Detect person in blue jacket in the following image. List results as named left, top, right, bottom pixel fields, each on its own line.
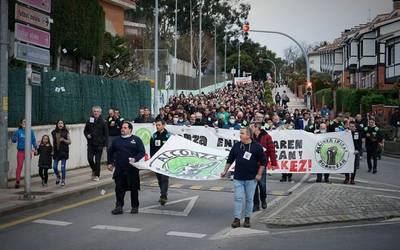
left=11, top=119, right=37, bottom=188
left=223, top=115, right=241, bottom=130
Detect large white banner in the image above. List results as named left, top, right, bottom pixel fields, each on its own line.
left=131, top=124, right=355, bottom=175
left=136, top=135, right=228, bottom=180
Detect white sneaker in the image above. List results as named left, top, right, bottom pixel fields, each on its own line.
left=93, top=176, right=100, bottom=181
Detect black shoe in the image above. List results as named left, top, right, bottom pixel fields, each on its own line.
left=111, top=206, right=123, bottom=215
left=344, top=178, right=349, bottom=184
left=231, top=218, right=240, bottom=228
left=159, top=196, right=167, bottom=206
left=288, top=177, right=292, bottom=182
left=373, top=169, right=377, bottom=174
left=243, top=217, right=250, bottom=228
left=350, top=180, right=355, bottom=185
left=261, top=201, right=267, bottom=209
left=41, top=180, right=45, bottom=187
left=15, top=182, right=20, bottom=189
left=253, top=206, right=260, bottom=212
left=280, top=178, right=287, bottom=182
left=324, top=178, right=329, bottom=183
left=56, top=177, right=60, bottom=185
left=316, top=179, right=322, bottom=183
left=130, top=207, right=138, bottom=214
left=368, top=169, right=372, bottom=173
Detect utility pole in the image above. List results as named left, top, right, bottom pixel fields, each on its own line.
left=214, top=25, right=217, bottom=90
left=154, top=0, right=159, bottom=114
left=198, top=0, right=203, bottom=93
left=224, top=35, right=227, bottom=82
left=173, top=0, right=178, bottom=96
left=238, top=40, right=241, bottom=77
left=190, top=0, right=193, bottom=79
left=0, top=0, right=9, bottom=187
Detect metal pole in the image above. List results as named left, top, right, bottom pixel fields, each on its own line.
left=0, top=0, right=9, bottom=187
left=173, top=0, right=178, bottom=96
left=250, top=29, right=310, bottom=84
left=198, top=1, right=203, bottom=93
left=24, top=63, right=33, bottom=199
left=154, top=0, right=159, bottom=115
left=238, top=41, right=241, bottom=77
left=214, top=25, right=217, bottom=90
left=224, top=35, right=227, bottom=82
left=190, top=0, right=193, bottom=79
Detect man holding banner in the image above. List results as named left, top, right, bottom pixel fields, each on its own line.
left=221, top=127, right=267, bottom=228
left=150, top=119, right=171, bottom=206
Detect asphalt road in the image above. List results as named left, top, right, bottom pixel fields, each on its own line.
left=0, top=156, right=399, bottom=250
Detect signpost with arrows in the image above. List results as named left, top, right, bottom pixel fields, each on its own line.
left=14, top=0, right=52, bottom=199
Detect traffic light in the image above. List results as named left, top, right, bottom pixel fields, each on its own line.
left=243, top=22, right=249, bottom=41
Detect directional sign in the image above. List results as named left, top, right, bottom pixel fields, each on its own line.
left=15, top=23, right=50, bottom=48
left=14, top=42, right=50, bottom=65
left=17, top=0, right=51, bottom=13
left=15, top=4, right=51, bottom=30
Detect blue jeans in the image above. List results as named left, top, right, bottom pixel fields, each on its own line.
left=234, top=179, right=257, bottom=219
left=53, top=159, right=67, bottom=180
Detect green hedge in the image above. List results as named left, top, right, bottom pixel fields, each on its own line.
left=315, top=87, right=399, bottom=115
left=264, top=84, right=274, bottom=105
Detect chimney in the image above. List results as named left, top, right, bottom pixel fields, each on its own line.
left=394, top=0, right=400, bottom=10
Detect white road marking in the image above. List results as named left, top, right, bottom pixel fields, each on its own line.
left=324, top=176, right=400, bottom=189
left=166, top=231, right=207, bottom=239
left=139, top=195, right=199, bottom=217
left=91, top=225, right=142, bottom=232
left=32, top=219, right=72, bottom=226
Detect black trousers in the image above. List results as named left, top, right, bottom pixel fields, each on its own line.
left=367, top=150, right=378, bottom=171
left=115, top=175, right=139, bottom=208
left=345, top=153, right=360, bottom=180
left=39, top=167, right=49, bottom=183
left=316, top=173, right=330, bottom=181
left=87, top=145, right=103, bottom=177
left=156, top=173, right=169, bottom=198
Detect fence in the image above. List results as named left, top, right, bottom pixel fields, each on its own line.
left=8, top=69, right=151, bottom=127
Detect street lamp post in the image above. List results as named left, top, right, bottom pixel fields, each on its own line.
left=214, top=25, right=217, bottom=90
left=198, top=0, right=204, bottom=93
left=173, top=0, right=178, bottom=96
left=154, top=0, right=159, bottom=114
left=224, top=35, right=227, bottom=82
left=238, top=40, right=241, bottom=77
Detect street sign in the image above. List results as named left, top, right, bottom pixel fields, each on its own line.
left=15, top=4, right=51, bottom=30
left=15, top=23, right=50, bottom=48
left=231, top=68, right=236, bottom=75
left=17, top=0, right=51, bottom=13
left=31, top=71, right=41, bottom=86
left=14, top=42, right=50, bottom=65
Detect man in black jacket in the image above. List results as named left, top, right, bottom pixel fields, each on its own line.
left=344, top=121, right=362, bottom=184
left=150, top=119, right=171, bottom=205
left=84, top=106, right=109, bottom=181
left=107, top=122, right=145, bottom=215
left=107, top=108, right=124, bottom=148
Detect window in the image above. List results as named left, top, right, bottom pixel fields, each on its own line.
left=388, top=45, right=395, bottom=66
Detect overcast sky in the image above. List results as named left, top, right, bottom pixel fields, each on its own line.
left=246, top=0, right=393, bottom=58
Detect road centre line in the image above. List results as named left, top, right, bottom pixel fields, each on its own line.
left=91, top=225, right=142, bottom=232
left=166, top=231, right=207, bottom=238
left=32, top=219, right=72, bottom=226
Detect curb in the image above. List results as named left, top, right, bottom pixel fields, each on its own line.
left=0, top=170, right=153, bottom=218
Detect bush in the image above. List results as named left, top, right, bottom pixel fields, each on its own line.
left=315, top=88, right=332, bottom=108
left=360, top=94, right=386, bottom=113
left=264, top=84, right=274, bottom=105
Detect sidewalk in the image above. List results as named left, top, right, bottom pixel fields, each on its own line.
left=259, top=181, right=400, bottom=227
left=0, top=166, right=151, bottom=217
left=273, top=85, right=306, bottom=111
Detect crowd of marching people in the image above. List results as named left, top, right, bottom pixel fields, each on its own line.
left=11, top=78, right=396, bottom=228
